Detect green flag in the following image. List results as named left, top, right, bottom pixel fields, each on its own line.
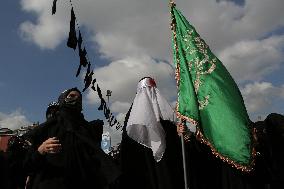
left=170, top=2, right=255, bottom=172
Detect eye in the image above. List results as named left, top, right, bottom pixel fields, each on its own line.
left=68, top=94, right=76, bottom=98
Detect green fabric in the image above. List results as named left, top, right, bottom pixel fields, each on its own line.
left=171, top=5, right=252, bottom=166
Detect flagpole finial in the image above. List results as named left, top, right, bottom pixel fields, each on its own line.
left=169, top=0, right=175, bottom=7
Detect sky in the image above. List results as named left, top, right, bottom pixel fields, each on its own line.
left=0, top=0, right=284, bottom=145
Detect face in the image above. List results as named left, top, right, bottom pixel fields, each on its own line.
left=66, top=90, right=81, bottom=101
left=64, top=90, right=82, bottom=112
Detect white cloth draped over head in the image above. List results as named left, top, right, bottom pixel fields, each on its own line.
left=126, top=77, right=175, bottom=162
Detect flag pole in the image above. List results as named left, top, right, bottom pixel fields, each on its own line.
left=169, top=1, right=189, bottom=188
left=180, top=131, right=189, bottom=189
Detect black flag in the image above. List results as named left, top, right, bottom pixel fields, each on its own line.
left=97, top=85, right=102, bottom=99
left=83, top=71, right=94, bottom=92
left=75, top=64, right=82, bottom=77
left=75, top=31, right=86, bottom=77
left=67, top=7, right=77, bottom=50
left=91, top=78, right=97, bottom=91
left=52, top=0, right=58, bottom=15
left=79, top=48, right=88, bottom=67
left=78, top=30, right=83, bottom=49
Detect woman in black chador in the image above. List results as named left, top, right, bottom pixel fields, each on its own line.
left=120, top=77, right=184, bottom=189
left=253, top=113, right=284, bottom=189
left=23, top=88, right=120, bottom=189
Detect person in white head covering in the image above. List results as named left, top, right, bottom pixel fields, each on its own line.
left=126, top=76, right=175, bottom=161
left=120, top=77, right=184, bottom=189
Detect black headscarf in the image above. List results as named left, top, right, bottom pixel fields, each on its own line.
left=46, top=101, right=59, bottom=120
left=264, top=113, right=284, bottom=183
left=250, top=113, right=284, bottom=186
left=265, top=113, right=284, bottom=140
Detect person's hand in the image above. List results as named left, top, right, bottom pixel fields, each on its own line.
left=38, top=137, right=61, bottom=155
left=177, top=124, right=191, bottom=142
left=177, top=124, right=186, bottom=136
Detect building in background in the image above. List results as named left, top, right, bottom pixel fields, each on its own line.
left=0, top=128, right=15, bottom=152
left=0, top=122, right=39, bottom=152
left=15, top=122, right=39, bottom=136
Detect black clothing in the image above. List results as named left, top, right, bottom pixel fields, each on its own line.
left=186, top=136, right=262, bottom=189
left=0, top=151, right=9, bottom=189
left=23, top=88, right=120, bottom=189
left=120, top=107, right=184, bottom=189
left=2, top=135, right=32, bottom=189
left=119, top=112, right=283, bottom=189
left=185, top=112, right=284, bottom=189
left=261, top=113, right=284, bottom=188
left=89, top=119, right=104, bottom=145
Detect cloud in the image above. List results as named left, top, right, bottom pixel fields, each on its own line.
left=20, top=0, right=284, bottom=54
left=19, top=0, right=284, bottom=117
left=19, top=0, right=70, bottom=49
left=0, top=110, right=31, bottom=130
left=85, top=55, right=176, bottom=113
left=231, top=0, right=284, bottom=38
left=110, top=101, right=131, bottom=114
left=19, top=0, right=284, bottom=75
left=19, top=0, right=284, bottom=78
left=219, top=35, right=284, bottom=82
left=241, top=82, right=284, bottom=115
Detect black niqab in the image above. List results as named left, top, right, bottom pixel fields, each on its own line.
left=58, top=87, right=82, bottom=113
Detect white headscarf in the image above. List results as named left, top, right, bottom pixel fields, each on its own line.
left=126, top=77, right=175, bottom=162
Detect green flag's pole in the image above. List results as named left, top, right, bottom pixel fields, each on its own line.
left=180, top=125, right=189, bottom=189
left=169, top=1, right=189, bottom=189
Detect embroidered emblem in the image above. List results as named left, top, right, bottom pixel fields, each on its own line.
left=183, top=29, right=216, bottom=109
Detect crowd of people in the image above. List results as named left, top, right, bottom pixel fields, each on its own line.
left=0, top=77, right=283, bottom=189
